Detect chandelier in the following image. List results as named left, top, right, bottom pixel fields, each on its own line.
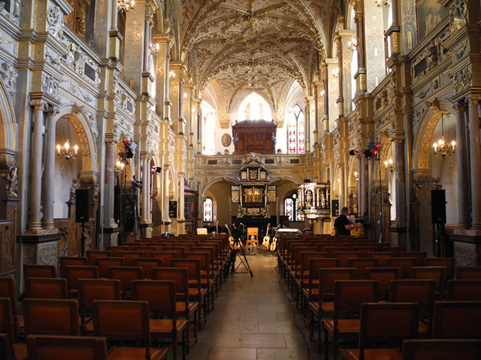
left=348, top=38, right=358, bottom=51
left=433, top=114, right=456, bottom=157
left=384, top=158, right=394, bottom=173
left=115, top=160, right=125, bottom=172
left=375, top=0, right=390, bottom=7
left=297, top=180, right=331, bottom=220
left=56, top=139, right=78, bottom=160
left=118, top=0, right=134, bottom=13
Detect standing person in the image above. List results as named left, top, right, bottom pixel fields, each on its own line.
left=334, top=207, right=361, bottom=236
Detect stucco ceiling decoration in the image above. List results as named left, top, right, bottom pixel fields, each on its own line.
left=178, top=0, right=335, bottom=115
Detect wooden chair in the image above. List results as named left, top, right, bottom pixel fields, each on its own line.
left=410, top=266, right=447, bottom=298
left=456, top=266, right=481, bottom=279
left=402, top=339, right=481, bottom=360
left=168, top=247, right=185, bottom=258
left=432, top=301, right=481, bottom=339
left=0, top=333, right=11, bottom=360
left=78, top=279, right=121, bottom=334
left=86, top=251, right=111, bottom=266
left=309, top=268, right=355, bottom=351
left=92, top=300, right=168, bottom=360
left=447, top=279, right=481, bottom=301
left=23, top=299, right=80, bottom=336
left=118, top=251, right=144, bottom=266
left=105, top=246, right=129, bottom=257
left=133, top=258, right=163, bottom=279
left=133, top=280, right=188, bottom=360
left=134, top=246, right=157, bottom=258
left=24, top=264, right=56, bottom=280
left=59, top=257, right=89, bottom=277
left=152, top=251, right=177, bottom=267
left=340, top=302, right=419, bottom=360
left=152, top=267, right=199, bottom=347
left=0, top=278, right=21, bottom=339
left=64, top=266, right=99, bottom=297
left=401, top=252, right=427, bottom=266
left=0, top=297, right=26, bottom=360
left=96, top=257, right=125, bottom=278
left=335, top=252, right=359, bottom=267
left=25, top=278, right=68, bottom=299
left=368, top=252, right=394, bottom=267
left=322, top=280, right=379, bottom=360
left=26, top=334, right=109, bottom=360
left=108, top=266, right=143, bottom=298
left=184, top=252, right=215, bottom=310
left=387, top=258, right=415, bottom=279
left=390, top=279, right=434, bottom=336
left=425, top=257, right=455, bottom=280
left=303, top=258, right=340, bottom=308
left=366, top=267, right=402, bottom=299
left=347, top=258, right=378, bottom=279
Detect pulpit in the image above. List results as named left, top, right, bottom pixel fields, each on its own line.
left=232, top=120, right=277, bottom=154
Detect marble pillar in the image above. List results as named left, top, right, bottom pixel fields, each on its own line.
left=27, top=100, right=47, bottom=232
left=456, top=102, right=470, bottom=229
left=42, top=106, right=58, bottom=230
left=178, top=172, right=185, bottom=234
left=469, top=99, right=481, bottom=230
left=104, top=139, right=116, bottom=227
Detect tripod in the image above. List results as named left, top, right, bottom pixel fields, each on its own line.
left=230, top=237, right=254, bottom=277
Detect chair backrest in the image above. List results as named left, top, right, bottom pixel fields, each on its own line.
left=432, top=301, right=481, bottom=339
left=64, top=266, right=99, bottom=292
left=107, top=266, right=143, bottom=293
left=59, top=257, right=89, bottom=277
left=334, top=280, right=379, bottom=317
left=368, top=252, right=394, bottom=267
left=25, top=278, right=68, bottom=299
left=401, top=252, right=427, bottom=266
left=410, top=266, right=447, bottom=294
left=387, top=257, right=415, bottom=278
left=300, top=252, right=326, bottom=273
left=402, top=339, right=481, bottom=360
left=0, top=333, right=11, bottom=360
left=92, top=300, right=151, bottom=352
left=23, top=299, right=80, bottom=336
left=132, top=258, right=162, bottom=279
left=366, top=267, right=402, bottom=291
left=386, top=246, right=406, bottom=257
left=347, top=258, right=379, bottom=279
left=0, top=277, right=17, bottom=315
left=151, top=251, right=176, bottom=266
left=133, top=246, right=157, bottom=258
left=117, top=251, right=144, bottom=266
left=86, top=251, right=111, bottom=266
left=184, top=252, right=210, bottom=273
left=359, top=302, right=419, bottom=356
left=96, top=257, right=125, bottom=278
left=335, top=252, right=359, bottom=267
left=390, top=280, right=435, bottom=317
left=105, top=246, right=129, bottom=257
left=456, top=266, right=481, bottom=280
left=24, top=264, right=56, bottom=280
left=0, top=297, right=14, bottom=353
left=26, top=335, right=109, bottom=360
left=171, top=259, right=201, bottom=285
left=133, top=280, right=177, bottom=318
left=447, top=280, right=481, bottom=301
left=319, top=268, right=355, bottom=298
left=425, top=257, right=455, bottom=279
left=78, top=279, right=121, bottom=313
left=309, top=258, right=340, bottom=281
left=152, top=267, right=189, bottom=299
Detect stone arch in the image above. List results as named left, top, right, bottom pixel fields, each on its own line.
left=414, top=99, right=455, bottom=173
left=0, top=79, right=16, bottom=165
left=55, top=104, right=98, bottom=184
left=202, top=177, right=238, bottom=199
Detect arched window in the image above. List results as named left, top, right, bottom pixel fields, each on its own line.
left=284, top=193, right=304, bottom=222
left=238, top=93, right=273, bottom=121
left=287, top=105, right=305, bottom=154
left=203, top=198, right=213, bottom=222
left=202, top=102, right=216, bottom=155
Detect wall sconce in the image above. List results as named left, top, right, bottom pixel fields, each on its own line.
left=384, top=158, right=394, bottom=173
left=332, top=68, right=339, bottom=78
left=168, top=70, right=176, bottom=79
left=56, top=140, right=79, bottom=160
left=150, top=43, right=160, bottom=55
left=348, top=38, right=358, bottom=51
left=320, top=90, right=325, bottom=97
left=115, top=160, right=125, bottom=173
left=354, top=171, right=359, bottom=181
left=118, top=0, right=134, bottom=12
left=375, top=0, right=390, bottom=7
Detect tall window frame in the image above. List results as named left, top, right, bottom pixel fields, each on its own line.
left=203, top=197, right=213, bottom=222
left=287, top=105, right=305, bottom=154
left=284, top=193, right=304, bottom=222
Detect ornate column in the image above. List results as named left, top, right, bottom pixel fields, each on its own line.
left=42, top=106, right=59, bottom=230
left=169, top=62, right=185, bottom=134
left=322, top=61, right=329, bottom=132
left=313, top=81, right=323, bottom=145
left=354, top=0, right=367, bottom=93
left=162, top=166, right=171, bottom=232
left=27, top=100, right=47, bottom=233
left=359, top=155, right=368, bottom=218
left=193, top=98, right=203, bottom=154
left=109, top=0, right=121, bottom=61
left=153, top=34, right=172, bottom=119
left=386, top=0, right=401, bottom=57
left=104, top=137, right=116, bottom=227
left=335, top=34, right=344, bottom=118
left=455, top=102, right=470, bottom=229
left=140, top=154, right=150, bottom=223
left=178, top=172, right=185, bottom=234
left=468, top=98, right=481, bottom=230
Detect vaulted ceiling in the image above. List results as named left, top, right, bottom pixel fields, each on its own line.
left=175, top=0, right=340, bottom=116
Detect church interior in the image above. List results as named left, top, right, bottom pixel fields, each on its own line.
left=0, top=0, right=480, bottom=359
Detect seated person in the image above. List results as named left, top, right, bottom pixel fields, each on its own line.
left=334, top=207, right=361, bottom=236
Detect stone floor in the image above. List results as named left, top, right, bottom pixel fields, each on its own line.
left=188, top=251, right=325, bottom=360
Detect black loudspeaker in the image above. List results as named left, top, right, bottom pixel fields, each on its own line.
left=431, top=190, right=446, bottom=224
left=76, top=189, right=90, bottom=222
left=332, top=199, right=340, bottom=217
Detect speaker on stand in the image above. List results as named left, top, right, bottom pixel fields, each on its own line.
left=431, top=190, right=452, bottom=257
left=76, top=189, right=90, bottom=256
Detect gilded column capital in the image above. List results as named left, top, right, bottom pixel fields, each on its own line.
left=29, top=99, right=48, bottom=112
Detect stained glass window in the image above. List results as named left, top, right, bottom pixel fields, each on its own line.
left=203, top=198, right=213, bottom=222
left=285, top=198, right=294, bottom=221
left=287, top=105, right=305, bottom=154
left=296, top=201, right=305, bottom=221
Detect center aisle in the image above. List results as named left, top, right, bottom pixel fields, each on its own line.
left=188, top=253, right=323, bottom=360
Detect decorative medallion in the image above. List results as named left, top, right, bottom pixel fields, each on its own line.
left=221, top=133, right=232, bottom=147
